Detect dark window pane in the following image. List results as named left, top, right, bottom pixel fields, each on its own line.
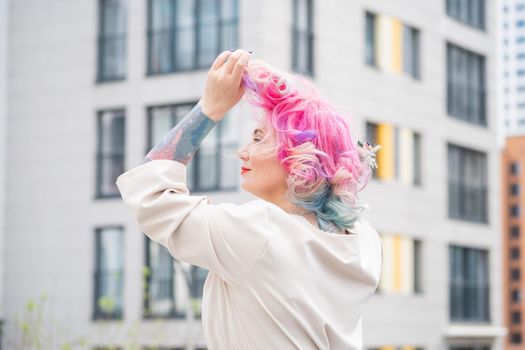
left=446, top=0, right=485, bottom=29
left=96, top=109, right=125, bottom=198
left=97, top=0, right=127, bottom=81
left=449, top=245, right=490, bottom=322
left=446, top=43, right=486, bottom=126
left=148, top=0, right=239, bottom=74
left=447, top=144, right=488, bottom=223
left=365, top=12, right=376, bottom=66
left=94, top=227, right=124, bottom=319
left=403, top=25, right=420, bottom=79
left=147, top=102, right=238, bottom=192
left=511, top=332, right=522, bottom=344
left=510, top=161, right=521, bottom=174
left=292, top=0, right=314, bottom=76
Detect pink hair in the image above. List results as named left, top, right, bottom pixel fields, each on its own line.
left=240, top=60, right=379, bottom=232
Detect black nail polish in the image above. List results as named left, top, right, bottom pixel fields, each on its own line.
left=229, top=49, right=236, bottom=52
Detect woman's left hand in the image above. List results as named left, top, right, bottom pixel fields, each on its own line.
left=199, top=49, right=252, bottom=122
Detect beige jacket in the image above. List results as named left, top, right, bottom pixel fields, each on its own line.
left=116, top=159, right=382, bottom=350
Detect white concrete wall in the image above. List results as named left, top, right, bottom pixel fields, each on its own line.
left=3, top=0, right=502, bottom=349
left=0, top=0, right=7, bottom=346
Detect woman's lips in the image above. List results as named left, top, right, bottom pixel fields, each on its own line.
left=241, top=167, right=251, bottom=174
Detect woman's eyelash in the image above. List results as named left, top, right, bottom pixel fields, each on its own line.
left=253, top=138, right=261, bottom=142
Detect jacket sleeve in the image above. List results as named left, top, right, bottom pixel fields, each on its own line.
left=115, top=159, right=273, bottom=287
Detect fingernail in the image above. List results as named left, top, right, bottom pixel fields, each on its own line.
left=229, top=49, right=236, bottom=52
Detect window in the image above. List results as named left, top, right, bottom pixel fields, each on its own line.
left=510, top=162, right=520, bottom=175
left=446, top=0, right=485, bottom=30
left=96, top=109, right=125, bottom=198
left=512, top=311, right=522, bottom=324
left=292, top=0, right=314, bottom=76
left=511, top=332, right=522, bottom=344
left=511, top=205, right=521, bottom=217
left=511, top=226, right=520, bottom=238
left=377, top=235, right=422, bottom=295
left=143, top=237, right=208, bottom=319
left=414, top=239, right=422, bottom=293
left=147, top=0, right=239, bottom=75
left=511, top=184, right=520, bottom=195
left=93, top=227, right=124, bottom=320
left=449, top=346, right=490, bottom=350
left=511, top=289, right=522, bottom=303
left=97, top=0, right=127, bottom=81
left=511, top=268, right=521, bottom=281
left=366, top=121, right=422, bottom=186
left=147, top=102, right=238, bottom=192
left=403, top=25, right=420, bottom=79
left=511, top=247, right=520, bottom=260
left=449, top=245, right=490, bottom=322
left=446, top=43, right=486, bottom=126
left=365, top=11, right=377, bottom=66
left=447, top=144, right=488, bottom=223
left=364, top=12, right=421, bottom=80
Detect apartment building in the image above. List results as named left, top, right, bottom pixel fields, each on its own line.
left=501, top=136, right=525, bottom=350
left=499, top=0, right=525, bottom=144
left=1, top=0, right=505, bottom=349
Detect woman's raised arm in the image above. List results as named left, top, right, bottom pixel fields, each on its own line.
left=143, top=49, right=252, bottom=165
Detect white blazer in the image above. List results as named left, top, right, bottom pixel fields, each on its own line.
left=116, top=159, right=383, bottom=350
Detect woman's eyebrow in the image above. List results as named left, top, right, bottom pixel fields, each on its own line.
left=252, top=128, right=263, bottom=136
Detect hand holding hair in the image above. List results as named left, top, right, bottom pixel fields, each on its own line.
left=143, top=49, right=252, bottom=164
left=199, top=49, right=253, bottom=122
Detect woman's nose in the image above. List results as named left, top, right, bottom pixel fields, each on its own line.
left=237, top=145, right=249, bottom=161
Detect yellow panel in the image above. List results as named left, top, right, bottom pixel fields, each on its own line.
left=377, top=15, right=392, bottom=71
left=376, top=123, right=394, bottom=180
left=393, top=234, right=402, bottom=291
left=402, top=347, right=417, bottom=350
left=391, top=18, right=403, bottom=73
left=381, top=346, right=397, bottom=350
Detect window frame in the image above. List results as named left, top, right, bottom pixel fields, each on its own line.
left=96, top=0, right=127, bottom=82
left=95, top=108, right=126, bottom=199
left=446, top=42, right=487, bottom=127
left=145, top=102, right=238, bottom=192
left=291, top=0, right=315, bottom=77
left=93, top=226, right=125, bottom=321
left=447, top=143, right=489, bottom=223
left=146, top=0, right=239, bottom=76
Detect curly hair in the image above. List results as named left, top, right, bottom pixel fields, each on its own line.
left=238, top=59, right=380, bottom=233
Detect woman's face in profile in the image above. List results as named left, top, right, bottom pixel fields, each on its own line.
left=237, top=125, right=289, bottom=201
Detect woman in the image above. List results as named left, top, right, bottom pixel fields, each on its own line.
left=116, top=49, right=382, bottom=349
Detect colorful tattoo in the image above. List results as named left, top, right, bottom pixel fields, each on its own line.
left=144, top=102, right=218, bottom=165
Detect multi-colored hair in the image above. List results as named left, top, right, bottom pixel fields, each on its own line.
left=238, top=59, right=381, bottom=234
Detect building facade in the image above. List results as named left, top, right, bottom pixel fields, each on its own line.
left=1, top=0, right=506, bottom=349
left=501, top=135, right=525, bottom=350
left=499, top=0, right=525, bottom=145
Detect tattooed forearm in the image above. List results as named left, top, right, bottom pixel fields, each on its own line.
left=143, top=102, right=218, bottom=165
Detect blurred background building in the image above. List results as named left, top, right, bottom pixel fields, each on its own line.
left=0, top=0, right=7, bottom=347
left=501, top=135, right=524, bottom=350
left=499, top=0, right=525, bottom=141
left=0, top=0, right=510, bottom=349
left=499, top=2, right=525, bottom=349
